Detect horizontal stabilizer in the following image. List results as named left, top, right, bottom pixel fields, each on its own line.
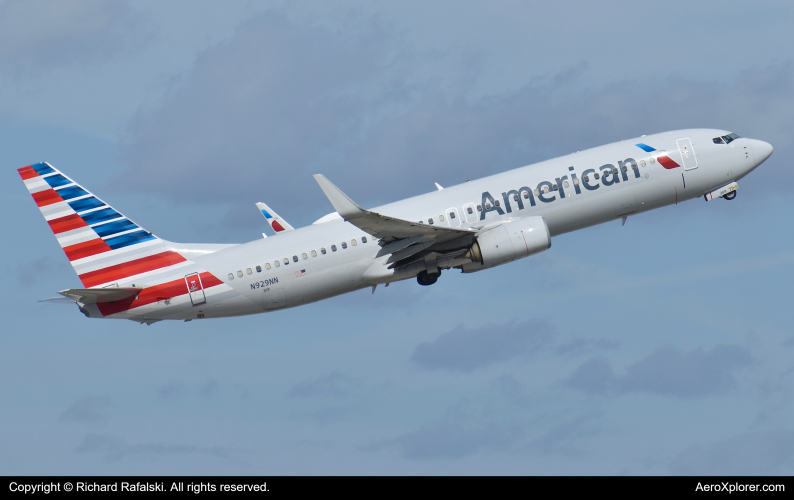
left=313, top=174, right=473, bottom=244
left=58, top=287, right=139, bottom=304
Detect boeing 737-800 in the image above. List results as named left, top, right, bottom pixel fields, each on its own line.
left=18, top=129, right=772, bottom=324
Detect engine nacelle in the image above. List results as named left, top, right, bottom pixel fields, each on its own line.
left=461, top=216, right=550, bottom=272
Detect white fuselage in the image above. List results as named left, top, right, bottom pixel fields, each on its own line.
left=87, top=129, right=770, bottom=322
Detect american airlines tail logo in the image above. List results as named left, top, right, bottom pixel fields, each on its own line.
left=635, top=143, right=681, bottom=169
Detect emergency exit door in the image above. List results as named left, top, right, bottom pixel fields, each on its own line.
left=184, top=273, right=206, bottom=306
left=676, top=137, right=698, bottom=170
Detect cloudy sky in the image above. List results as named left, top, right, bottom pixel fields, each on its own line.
left=2, top=0, right=794, bottom=475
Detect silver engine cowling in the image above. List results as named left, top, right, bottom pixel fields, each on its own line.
left=461, top=216, right=550, bottom=272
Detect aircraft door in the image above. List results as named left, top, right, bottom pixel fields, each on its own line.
left=463, top=203, right=478, bottom=223
left=446, top=207, right=461, bottom=227
left=184, top=273, right=206, bottom=306
left=676, top=137, right=698, bottom=170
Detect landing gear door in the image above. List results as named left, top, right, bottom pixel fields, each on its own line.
left=676, top=137, right=698, bottom=170
left=185, top=273, right=206, bottom=306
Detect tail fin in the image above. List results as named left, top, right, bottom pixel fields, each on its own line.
left=255, top=202, right=294, bottom=233
left=18, top=162, right=187, bottom=288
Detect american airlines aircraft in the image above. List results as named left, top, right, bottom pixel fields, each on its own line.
left=19, top=129, right=772, bottom=324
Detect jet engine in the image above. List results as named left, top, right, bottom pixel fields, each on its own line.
left=461, top=216, right=550, bottom=272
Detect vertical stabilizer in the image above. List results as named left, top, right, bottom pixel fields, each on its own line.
left=17, top=162, right=188, bottom=288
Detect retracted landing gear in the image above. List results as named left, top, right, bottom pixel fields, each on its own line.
left=723, top=191, right=736, bottom=200
left=417, top=270, right=440, bottom=286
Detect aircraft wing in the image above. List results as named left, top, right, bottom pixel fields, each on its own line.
left=58, top=287, right=140, bottom=304
left=313, top=174, right=474, bottom=244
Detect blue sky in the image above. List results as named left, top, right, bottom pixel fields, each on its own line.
left=2, top=0, right=794, bottom=475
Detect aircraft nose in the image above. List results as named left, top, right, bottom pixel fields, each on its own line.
left=749, top=139, right=774, bottom=165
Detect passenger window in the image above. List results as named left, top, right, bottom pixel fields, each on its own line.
left=563, top=181, right=570, bottom=188
left=439, top=214, right=445, bottom=222
left=523, top=192, right=530, bottom=198
left=476, top=205, right=482, bottom=211
left=302, top=252, right=308, bottom=259
left=429, top=217, right=434, bottom=225
left=311, top=250, right=317, bottom=257
left=494, top=200, right=500, bottom=207
left=265, top=263, right=271, bottom=270
left=534, top=189, right=540, bottom=196
left=583, top=175, right=589, bottom=182
left=228, top=273, right=234, bottom=280
left=594, top=173, right=600, bottom=179
left=542, top=186, right=549, bottom=193
left=321, top=247, right=327, bottom=255
left=649, top=158, right=655, bottom=164
left=331, top=245, right=337, bottom=252
left=631, top=164, right=638, bottom=170
left=341, top=242, right=348, bottom=249
left=572, top=178, right=579, bottom=185
left=246, top=268, right=252, bottom=275
left=552, top=184, right=558, bottom=191
left=621, top=166, right=627, bottom=173
left=640, top=160, right=646, bottom=167
left=467, top=207, right=473, bottom=214
left=513, top=194, right=519, bottom=201
left=362, top=236, right=367, bottom=243
left=449, top=212, right=456, bottom=219
left=237, top=270, right=243, bottom=278
left=351, top=239, right=357, bottom=246
left=283, top=258, right=289, bottom=265
left=612, top=167, right=618, bottom=174
left=274, top=261, right=280, bottom=267
left=292, top=255, right=298, bottom=262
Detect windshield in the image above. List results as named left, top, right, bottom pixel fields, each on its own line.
left=713, top=132, right=741, bottom=144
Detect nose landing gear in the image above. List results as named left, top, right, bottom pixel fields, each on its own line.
left=417, top=270, right=440, bottom=286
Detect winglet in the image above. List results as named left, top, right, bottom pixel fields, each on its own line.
left=256, top=202, right=294, bottom=232
left=313, top=174, right=367, bottom=220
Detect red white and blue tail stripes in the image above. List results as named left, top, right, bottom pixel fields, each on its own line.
left=18, top=162, right=188, bottom=288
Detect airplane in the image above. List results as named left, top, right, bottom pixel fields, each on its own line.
left=18, top=129, right=772, bottom=324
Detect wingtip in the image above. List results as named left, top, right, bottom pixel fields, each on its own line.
left=313, top=174, right=365, bottom=219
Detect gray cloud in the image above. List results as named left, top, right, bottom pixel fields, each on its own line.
left=567, top=344, right=752, bottom=398
left=120, top=6, right=794, bottom=226
left=289, top=371, right=357, bottom=399
left=158, top=382, right=185, bottom=400
left=565, top=357, right=614, bottom=395
left=382, top=399, right=520, bottom=460
left=0, top=0, right=142, bottom=74
left=15, top=256, right=55, bottom=288
left=618, top=344, right=752, bottom=397
left=59, top=395, right=111, bottom=423
left=411, top=319, right=556, bottom=372
left=199, top=379, right=218, bottom=398
left=76, top=433, right=226, bottom=461
left=670, top=430, right=794, bottom=475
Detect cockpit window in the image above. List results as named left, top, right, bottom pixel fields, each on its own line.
left=714, top=133, right=740, bottom=144
left=722, top=133, right=741, bottom=144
